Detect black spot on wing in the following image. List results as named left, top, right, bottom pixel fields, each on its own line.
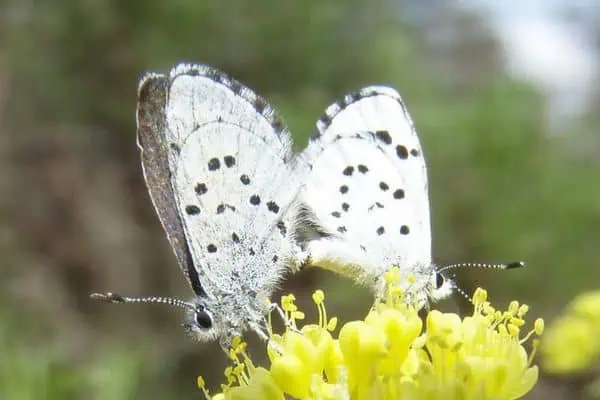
left=375, top=130, right=392, bottom=145
left=266, top=201, right=280, bottom=213
left=342, top=166, right=354, bottom=176
left=396, top=145, right=409, bottom=160
left=207, top=244, right=217, bottom=253
left=185, top=205, right=201, bottom=215
left=208, top=158, right=220, bottom=171
left=250, top=195, right=261, bottom=205
left=393, top=189, right=405, bottom=199
left=240, top=174, right=250, bottom=185
left=195, top=183, right=208, bottom=195
left=224, top=155, right=236, bottom=168
left=400, top=225, right=410, bottom=235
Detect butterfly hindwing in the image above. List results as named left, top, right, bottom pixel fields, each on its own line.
left=298, top=87, right=432, bottom=284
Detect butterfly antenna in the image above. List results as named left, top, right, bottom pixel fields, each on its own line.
left=90, top=292, right=196, bottom=313
left=438, top=261, right=524, bottom=274
left=449, top=274, right=472, bottom=303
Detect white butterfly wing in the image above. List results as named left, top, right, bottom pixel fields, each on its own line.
left=138, top=64, right=303, bottom=300
left=299, top=87, right=431, bottom=284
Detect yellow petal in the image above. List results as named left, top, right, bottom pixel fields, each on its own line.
left=226, top=368, right=284, bottom=400
left=270, top=355, right=310, bottom=399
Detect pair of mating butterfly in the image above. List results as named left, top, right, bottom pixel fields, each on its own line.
left=91, top=63, right=522, bottom=351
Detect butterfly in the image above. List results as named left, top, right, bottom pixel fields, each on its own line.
left=293, top=86, right=522, bottom=308
left=91, top=63, right=308, bottom=350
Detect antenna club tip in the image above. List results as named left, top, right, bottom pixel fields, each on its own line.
left=506, top=261, right=525, bottom=269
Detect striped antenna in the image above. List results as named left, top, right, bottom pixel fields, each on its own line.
left=438, top=261, right=524, bottom=274
left=90, top=292, right=196, bottom=313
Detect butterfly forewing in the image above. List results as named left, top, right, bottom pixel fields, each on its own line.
left=157, top=64, right=303, bottom=295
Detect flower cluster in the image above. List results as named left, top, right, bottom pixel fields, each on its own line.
left=199, top=268, right=543, bottom=400
left=541, top=290, right=600, bottom=374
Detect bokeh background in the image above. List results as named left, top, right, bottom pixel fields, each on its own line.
left=1, top=1, right=599, bottom=399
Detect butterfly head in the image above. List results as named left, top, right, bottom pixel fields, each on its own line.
left=401, top=261, right=523, bottom=308
left=183, top=294, right=264, bottom=352
left=430, top=269, right=455, bottom=302
left=430, top=261, right=525, bottom=304
left=182, top=296, right=221, bottom=342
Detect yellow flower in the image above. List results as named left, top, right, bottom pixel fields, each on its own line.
left=199, top=268, right=542, bottom=400
left=418, top=290, right=540, bottom=400
left=541, top=290, right=600, bottom=374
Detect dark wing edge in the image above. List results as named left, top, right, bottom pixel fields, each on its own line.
left=169, top=63, right=293, bottom=154
left=309, top=86, right=405, bottom=142
left=136, top=72, right=206, bottom=298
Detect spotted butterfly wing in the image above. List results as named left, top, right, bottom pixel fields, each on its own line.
left=296, top=87, right=451, bottom=306
left=133, top=63, right=307, bottom=347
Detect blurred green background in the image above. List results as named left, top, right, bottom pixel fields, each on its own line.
left=1, top=1, right=599, bottom=399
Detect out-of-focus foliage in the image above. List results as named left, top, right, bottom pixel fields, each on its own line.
left=1, top=0, right=599, bottom=399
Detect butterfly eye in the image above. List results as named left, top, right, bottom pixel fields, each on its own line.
left=195, top=310, right=213, bottom=330
left=435, top=272, right=445, bottom=290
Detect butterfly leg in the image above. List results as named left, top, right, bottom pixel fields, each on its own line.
left=248, top=321, right=270, bottom=342
left=248, top=321, right=287, bottom=355
left=269, top=302, right=302, bottom=334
